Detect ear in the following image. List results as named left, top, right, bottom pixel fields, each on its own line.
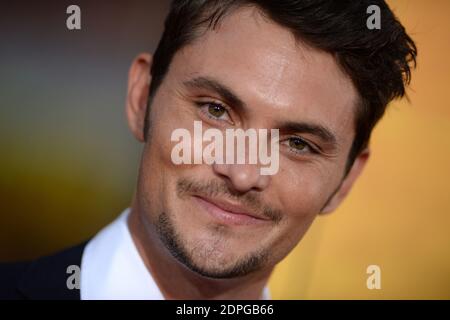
left=126, top=53, right=152, bottom=142
left=320, top=148, right=370, bottom=214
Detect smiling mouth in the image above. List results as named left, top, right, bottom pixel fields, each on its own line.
left=192, top=195, right=271, bottom=226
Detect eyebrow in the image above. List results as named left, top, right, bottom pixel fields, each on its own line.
left=276, top=121, right=338, bottom=147
left=183, top=76, right=338, bottom=147
left=182, top=76, right=247, bottom=112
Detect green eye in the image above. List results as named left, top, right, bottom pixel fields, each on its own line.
left=208, top=103, right=226, bottom=118
left=289, top=137, right=308, bottom=151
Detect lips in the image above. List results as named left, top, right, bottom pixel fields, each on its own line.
left=193, top=195, right=270, bottom=226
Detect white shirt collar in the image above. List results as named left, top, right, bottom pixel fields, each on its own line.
left=81, top=208, right=270, bottom=300
left=81, top=208, right=164, bottom=300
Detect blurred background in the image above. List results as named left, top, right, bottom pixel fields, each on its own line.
left=0, top=0, right=449, bottom=299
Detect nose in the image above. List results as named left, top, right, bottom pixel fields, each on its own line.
left=212, top=163, right=270, bottom=193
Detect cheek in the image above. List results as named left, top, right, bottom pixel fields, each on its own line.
left=139, top=95, right=203, bottom=209
left=137, top=96, right=187, bottom=211
left=262, top=164, right=338, bottom=260
left=146, top=94, right=194, bottom=168
left=274, top=158, right=342, bottom=219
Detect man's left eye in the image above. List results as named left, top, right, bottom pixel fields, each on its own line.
left=198, top=102, right=232, bottom=122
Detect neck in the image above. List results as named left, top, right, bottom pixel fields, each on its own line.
left=127, top=204, right=272, bottom=300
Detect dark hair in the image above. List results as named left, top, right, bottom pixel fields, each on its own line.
left=146, top=0, right=417, bottom=172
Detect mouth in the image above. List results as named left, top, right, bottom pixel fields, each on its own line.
left=192, top=195, right=271, bottom=226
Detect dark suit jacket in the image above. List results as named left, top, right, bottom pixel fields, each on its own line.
left=0, top=242, right=87, bottom=300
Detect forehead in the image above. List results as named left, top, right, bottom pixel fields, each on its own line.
left=166, top=6, right=358, bottom=142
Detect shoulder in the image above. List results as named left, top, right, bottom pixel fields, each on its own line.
left=0, top=241, right=88, bottom=300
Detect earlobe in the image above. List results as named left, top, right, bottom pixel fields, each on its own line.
left=320, top=148, right=370, bottom=214
left=126, top=53, right=153, bottom=142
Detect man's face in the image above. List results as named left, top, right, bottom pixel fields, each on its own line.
left=133, top=7, right=360, bottom=278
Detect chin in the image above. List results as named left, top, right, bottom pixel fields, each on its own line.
left=170, top=232, right=271, bottom=279
left=183, top=254, right=269, bottom=279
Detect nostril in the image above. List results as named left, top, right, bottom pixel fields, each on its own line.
left=212, top=164, right=270, bottom=193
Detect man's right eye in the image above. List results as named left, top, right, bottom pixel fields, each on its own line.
left=207, top=102, right=227, bottom=118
